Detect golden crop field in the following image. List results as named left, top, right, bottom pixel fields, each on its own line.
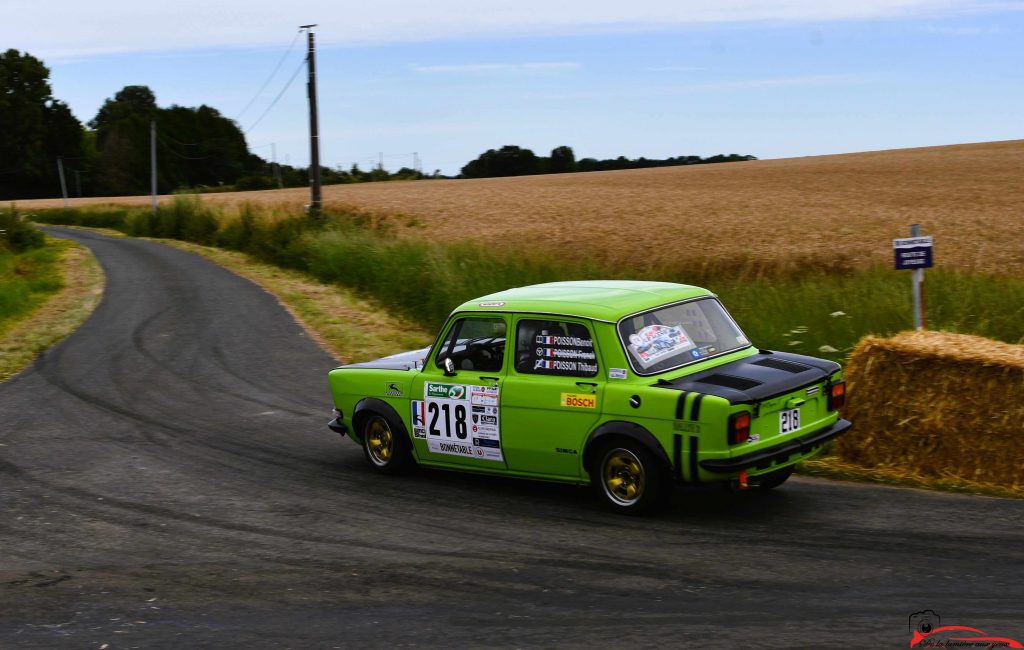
left=19, top=140, right=1024, bottom=276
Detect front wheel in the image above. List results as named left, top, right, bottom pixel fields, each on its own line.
left=361, top=413, right=413, bottom=475
left=590, top=441, right=669, bottom=515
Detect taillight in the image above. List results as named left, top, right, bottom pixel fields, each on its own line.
left=828, top=381, right=846, bottom=411
left=728, top=412, right=751, bottom=445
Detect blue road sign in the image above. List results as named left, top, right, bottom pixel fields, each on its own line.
left=893, top=236, right=934, bottom=270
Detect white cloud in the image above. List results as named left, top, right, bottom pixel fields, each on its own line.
left=412, top=62, right=581, bottom=73
left=5, top=0, right=1020, bottom=60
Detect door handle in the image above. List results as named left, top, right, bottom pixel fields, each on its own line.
left=480, top=376, right=500, bottom=383
left=576, top=381, right=598, bottom=393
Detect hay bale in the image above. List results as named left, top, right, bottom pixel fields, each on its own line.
left=835, top=331, right=1024, bottom=491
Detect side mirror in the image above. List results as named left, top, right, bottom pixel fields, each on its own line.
left=442, top=357, right=457, bottom=376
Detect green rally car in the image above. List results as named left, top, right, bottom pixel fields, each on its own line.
left=327, top=281, right=851, bottom=513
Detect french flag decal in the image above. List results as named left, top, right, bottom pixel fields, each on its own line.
left=534, top=359, right=556, bottom=369
left=412, top=400, right=426, bottom=425
left=536, top=335, right=555, bottom=344
left=540, top=348, right=555, bottom=357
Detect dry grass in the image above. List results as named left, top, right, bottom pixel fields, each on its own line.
left=16, top=140, right=1024, bottom=276
left=0, top=240, right=104, bottom=382
left=834, top=330, right=1024, bottom=492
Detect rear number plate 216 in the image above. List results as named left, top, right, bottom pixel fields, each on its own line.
left=779, top=408, right=800, bottom=434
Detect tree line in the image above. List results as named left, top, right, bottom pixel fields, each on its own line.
left=1, top=49, right=756, bottom=200
left=0, top=50, right=430, bottom=200
left=460, top=145, right=756, bottom=178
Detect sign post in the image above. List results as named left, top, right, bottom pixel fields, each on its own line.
left=893, top=224, right=933, bottom=330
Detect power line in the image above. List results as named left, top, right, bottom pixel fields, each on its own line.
left=156, top=134, right=212, bottom=160
left=244, top=57, right=306, bottom=135
left=234, top=30, right=303, bottom=123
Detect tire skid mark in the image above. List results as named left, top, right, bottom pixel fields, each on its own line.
left=0, top=456, right=576, bottom=565
left=127, top=306, right=312, bottom=418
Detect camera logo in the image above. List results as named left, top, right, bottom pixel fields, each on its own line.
left=909, top=610, right=941, bottom=636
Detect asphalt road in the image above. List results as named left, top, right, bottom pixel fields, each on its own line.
left=1, top=228, right=1021, bottom=649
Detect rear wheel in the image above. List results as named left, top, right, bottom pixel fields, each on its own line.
left=755, top=465, right=794, bottom=490
left=361, top=413, right=413, bottom=475
left=591, top=441, right=669, bottom=514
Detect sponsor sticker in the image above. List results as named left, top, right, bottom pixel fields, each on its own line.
left=478, top=301, right=506, bottom=307
left=608, top=368, right=628, bottom=379
left=560, top=392, right=597, bottom=409
left=426, top=383, right=467, bottom=400
left=471, top=386, right=499, bottom=406
left=411, top=400, right=427, bottom=438
left=628, top=324, right=696, bottom=368
left=384, top=382, right=403, bottom=397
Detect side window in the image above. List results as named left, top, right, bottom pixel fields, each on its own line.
left=515, top=319, right=598, bottom=377
left=434, top=317, right=507, bottom=372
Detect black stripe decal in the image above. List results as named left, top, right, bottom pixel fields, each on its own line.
left=672, top=434, right=683, bottom=481
left=689, top=436, right=700, bottom=484
left=689, top=393, right=705, bottom=421
left=674, top=390, right=688, bottom=420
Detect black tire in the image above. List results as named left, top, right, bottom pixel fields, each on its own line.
left=589, top=440, right=670, bottom=515
left=361, top=412, right=413, bottom=475
left=755, top=465, right=794, bottom=490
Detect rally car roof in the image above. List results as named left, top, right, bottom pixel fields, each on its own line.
left=454, top=280, right=714, bottom=323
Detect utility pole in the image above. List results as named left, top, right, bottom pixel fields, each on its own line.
left=271, top=142, right=283, bottom=188
left=301, top=24, right=322, bottom=217
left=56, top=157, right=69, bottom=210
left=150, top=120, right=158, bottom=216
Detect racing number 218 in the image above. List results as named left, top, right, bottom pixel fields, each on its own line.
left=427, top=402, right=468, bottom=439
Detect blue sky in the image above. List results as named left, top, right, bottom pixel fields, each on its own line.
left=7, top=1, right=1023, bottom=174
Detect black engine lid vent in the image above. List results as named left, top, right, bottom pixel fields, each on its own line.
left=751, top=358, right=811, bottom=374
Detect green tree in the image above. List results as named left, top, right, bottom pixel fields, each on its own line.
left=460, top=145, right=541, bottom=178
left=89, top=86, right=157, bottom=196
left=0, top=50, right=84, bottom=200
left=89, top=87, right=259, bottom=195
left=549, top=145, right=577, bottom=173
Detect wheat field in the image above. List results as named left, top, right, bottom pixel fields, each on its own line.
left=18, top=140, right=1024, bottom=276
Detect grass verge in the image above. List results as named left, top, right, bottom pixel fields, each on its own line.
left=0, top=238, right=105, bottom=382
left=797, top=457, right=1023, bottom=500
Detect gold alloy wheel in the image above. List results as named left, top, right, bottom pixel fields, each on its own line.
left=365, top=416, right=393, bottom=466
left=601, top=448, right=645, bottom=506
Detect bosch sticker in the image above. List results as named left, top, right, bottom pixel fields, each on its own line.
left=560, top=393, right=597, bottom=409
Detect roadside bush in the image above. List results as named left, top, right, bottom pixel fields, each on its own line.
left=0, top=207, right=45, bottom=252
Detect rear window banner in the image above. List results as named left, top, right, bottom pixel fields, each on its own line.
left=628, top=324, right=696, bottom=369
left=419, top=382, right=502, bottom=461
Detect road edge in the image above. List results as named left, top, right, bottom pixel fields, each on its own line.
left=0, top=238, right=105, bottom=383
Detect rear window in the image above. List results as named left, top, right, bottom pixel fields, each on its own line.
left=617, top=297, right=750, bottom=375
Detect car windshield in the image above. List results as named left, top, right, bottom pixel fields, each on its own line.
left=617, top=297, right=750, bottom=375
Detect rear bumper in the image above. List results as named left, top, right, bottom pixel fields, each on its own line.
left=699, top=418, right=851, bottom=473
